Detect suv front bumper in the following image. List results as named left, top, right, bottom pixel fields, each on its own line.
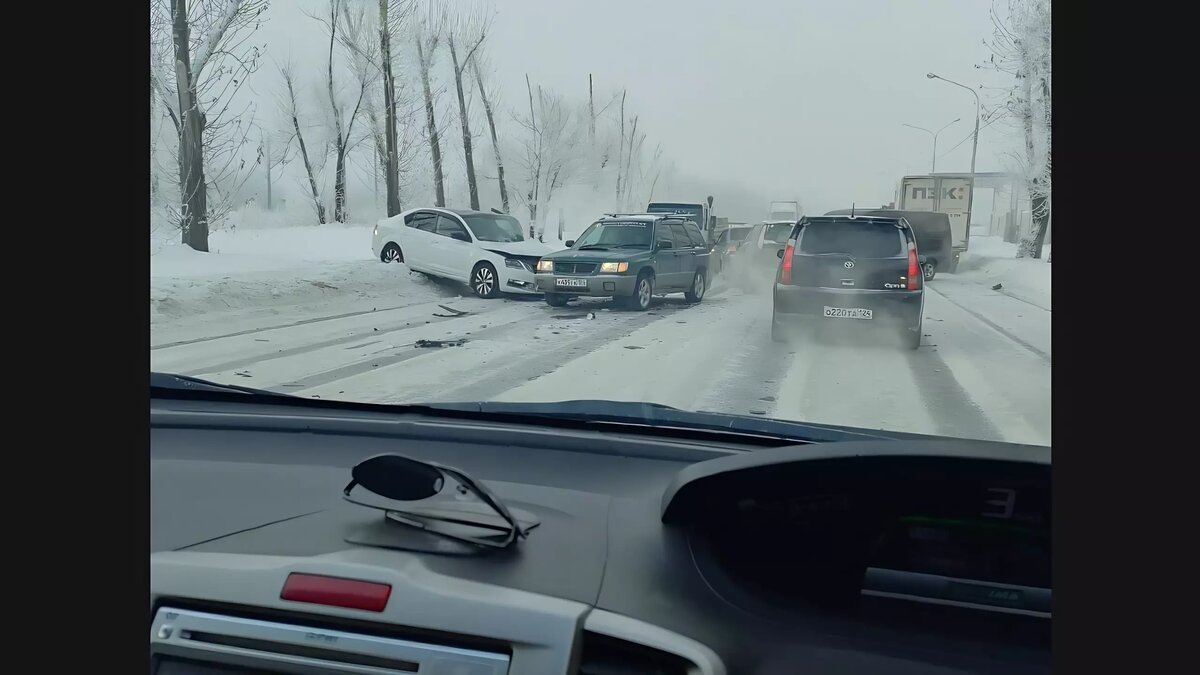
left=534, top=273, right=636, bottom=297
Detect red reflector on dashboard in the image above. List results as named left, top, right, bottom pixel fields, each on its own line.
left=280, top=573, right=392, bottom=612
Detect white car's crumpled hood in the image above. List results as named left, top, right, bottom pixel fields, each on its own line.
left=479, top=239, right=560, bottom=257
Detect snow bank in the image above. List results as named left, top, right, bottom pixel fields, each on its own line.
left=150, top=219, right=445, bottom=335
left=956, top=235, right=1051, bottom=309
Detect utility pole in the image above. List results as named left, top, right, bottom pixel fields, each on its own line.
left=927, top=73, right=980, bottom=230
left=901, top=118, right=959, bottom=173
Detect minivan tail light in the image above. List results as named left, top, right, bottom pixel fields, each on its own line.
left=780, top=239, right=796, bottom=284
left=906, top=245, right=919, bottom=290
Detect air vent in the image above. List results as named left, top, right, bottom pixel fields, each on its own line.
left=577, top=631, right=696, bottom=675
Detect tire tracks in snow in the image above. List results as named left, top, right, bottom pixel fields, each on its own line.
left=151, top=302, right=420, bottom=350
left=272, top=297, right=698, bottom=399
left=927, top=285, right=1050, bottom=363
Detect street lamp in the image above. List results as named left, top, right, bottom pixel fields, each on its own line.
left=901, top=118, right=960, bottom=173
left=927, top=72, right=980, bottom=233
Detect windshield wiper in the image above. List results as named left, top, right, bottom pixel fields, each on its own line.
left=613, top=243, right=649, bottom=248
left=150, top=372, right=291, bottom=397
left=152, top=373, right=927, bottom=445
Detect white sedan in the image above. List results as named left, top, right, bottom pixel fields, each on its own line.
left=372, top=207, right=558, bottom=298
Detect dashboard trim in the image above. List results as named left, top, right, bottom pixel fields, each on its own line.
left=151, top=551, right=589, bottom=674
left=150, top=606, right=510, bottom=674
left=583, top=608, right=727, bottom=675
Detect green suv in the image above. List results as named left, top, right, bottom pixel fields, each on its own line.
left=534, top=214, right=712, bottom=310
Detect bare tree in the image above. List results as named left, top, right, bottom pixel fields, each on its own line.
left=306, top=0, right=375, bottom=222
left=620, top=116, right=641, bottom=209
left=446, top=7, right=491, bottom=210
left=277, top=61, right=327, bottom=223
left=614, top=89, right=625, bottom=207
left=583, top=75, right=621, bottom=186
left=414, top=1, right=448, bottom=206
left=982, top=0, right=1051, bottom=258
left=516, top=74, right=542, bottom=231
left=512, top=78, right=580, bottom=240
left=470, top=53, right=508, bottom=212
left=378, top=0, right=404, bottom=215
left=335, top=0, right=419, bottom=216
left=150, top=0, right=269, bottom=250
left=644, top=144, right=665, bottom=203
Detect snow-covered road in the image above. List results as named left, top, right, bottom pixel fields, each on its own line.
left=151, top=265, right=1051, bottom=446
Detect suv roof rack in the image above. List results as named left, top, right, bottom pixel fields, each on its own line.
left=601, top=212, right=691, bottom=222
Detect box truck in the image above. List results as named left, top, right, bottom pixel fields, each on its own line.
left=896, top=175, right=971, bottom=272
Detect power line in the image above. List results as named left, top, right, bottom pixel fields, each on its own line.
left=938, top=112, right=1009, bottom=158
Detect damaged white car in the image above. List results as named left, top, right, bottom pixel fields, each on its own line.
left=373, top=208, right=558, bottom=298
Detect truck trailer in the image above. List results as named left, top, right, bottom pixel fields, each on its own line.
left=895, top=175, right=971, bottom=272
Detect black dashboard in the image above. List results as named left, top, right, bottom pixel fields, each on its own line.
left=150, top=393, right=1051, bottom=675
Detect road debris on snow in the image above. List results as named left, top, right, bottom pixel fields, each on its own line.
left=414, top=338, right=467, bottom=348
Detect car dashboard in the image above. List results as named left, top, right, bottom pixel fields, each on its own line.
left=150, top=394, right=1051, bottom=675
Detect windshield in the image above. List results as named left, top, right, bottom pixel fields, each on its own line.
left=463, top=214, right=524, bottom=242
left=763, top=224, right=793, bottom=244
left=150, top=0, right=1050, bottom=450
left=572, top=221, right=654, bottom=249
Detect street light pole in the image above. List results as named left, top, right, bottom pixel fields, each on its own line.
left=927, top=73, right=980, bottom=233
left=901, top=118, right=960, bottom=173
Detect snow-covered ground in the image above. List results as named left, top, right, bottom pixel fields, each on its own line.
left=150, top=223, right=1051, bottom=446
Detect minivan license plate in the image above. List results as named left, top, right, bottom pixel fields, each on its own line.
left=824, top=306, right=872, bottom=320
left=556, top=278, right=588, bottom=288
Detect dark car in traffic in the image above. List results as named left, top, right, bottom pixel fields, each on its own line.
left=826, top=208, right=952, bottom=280
left=711, top=224, right=755, bottom=276
left=534, top=213, right=712, bottom=310
left=772, top=214, right=925, bottom=348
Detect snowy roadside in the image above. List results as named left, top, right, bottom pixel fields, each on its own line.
left=150, top=223, right=459, bottom=345
left=930, top=235, right=1052, bottom=361
left=953, top=235, right=1051, bottom=310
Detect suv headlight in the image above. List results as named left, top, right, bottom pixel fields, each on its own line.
left=599, top=262, right=629, bottom=273
left=536, top=259, right=554, bottom=272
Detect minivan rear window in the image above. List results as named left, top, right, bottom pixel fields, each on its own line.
left=799, top=221, right=903, bottom=257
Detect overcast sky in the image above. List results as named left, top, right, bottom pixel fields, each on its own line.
left=251, top=0, right=1010, bottom=216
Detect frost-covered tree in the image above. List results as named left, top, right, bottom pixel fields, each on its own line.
left=276, top=60, right=327, bottom=223
left=413, top=1, right=448, bottom=206
left=470, top=52, right=508, bottom=212
left=982, top=0, right=1051, bottom=259
left=446, top=6, right=491, bottom=211
left=307, top=0, right=377, bottom=223
left=512, top=78, right=583, bottom=240
left=150, top=0, right=269, bottom=251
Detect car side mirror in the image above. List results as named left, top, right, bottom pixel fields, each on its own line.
left=451, top=231, right=471, bottom=242
left=656, top=240, right=672, bottom=251
left=777, top=248, right=785, bottom=259
left=565, top=239, right=575, bottom=247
